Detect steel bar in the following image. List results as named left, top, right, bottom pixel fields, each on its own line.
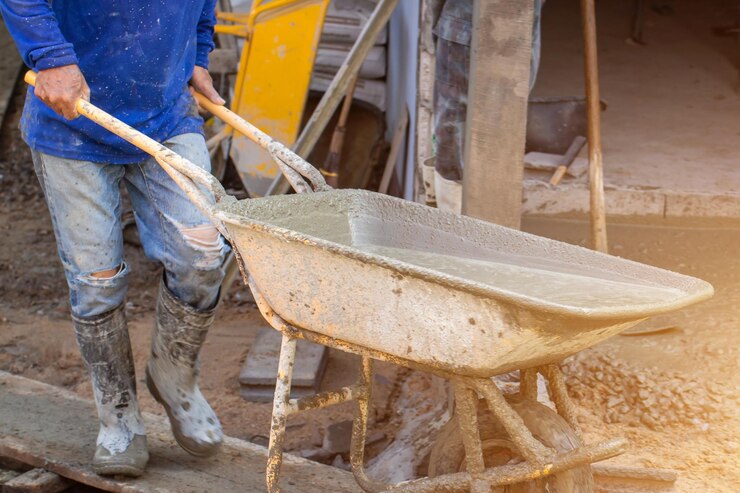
left=580, top=0, right=608, bottom=253
left=541, top=364, right=582, bottom=439
left=519, top=368, right=539, bottom=402
left=388, top=438, right=628, bottom=493
left=266, top=333, right=297, bottom=493
left=350, top=358, right=390, bottom=493
left=452, top=382, right=490, bottom=493
left=474, top=378, right=553, bottom=464
left=268, top=0, right=401, bottom=196
left=287, top=385, right=358, bottom=414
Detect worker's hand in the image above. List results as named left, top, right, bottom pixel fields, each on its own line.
left=189, top=66, right=225, bottom=110
left=33, top=65, right=90, bottom=120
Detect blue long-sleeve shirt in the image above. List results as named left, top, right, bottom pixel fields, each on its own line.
left=0, top=0, right=217, bottom=163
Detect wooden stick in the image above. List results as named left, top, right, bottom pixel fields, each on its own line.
left=581, top=0, right=608, bottom=253
left=320, top=77, right=358, bottom=188
left=549, top=135, right=587, bottom=186
left=378, top=107, right=409, bottom=194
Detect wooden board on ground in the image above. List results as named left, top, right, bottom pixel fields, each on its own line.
left=0, top=20, right=23, bottom=124
left=3, top=468, right=72, bottom=493
left=239, top=328, right=329, bottom=403
left=0, top=371, right=358, bottom=493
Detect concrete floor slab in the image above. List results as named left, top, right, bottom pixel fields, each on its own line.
left=525, top=0, right=740, bottom=220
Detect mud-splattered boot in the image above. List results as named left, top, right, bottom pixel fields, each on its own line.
left=146, top=281, right=223, bottom=457
left=73, top=305, right=149, bottom=477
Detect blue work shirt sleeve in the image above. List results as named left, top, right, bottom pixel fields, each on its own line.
left=0, top=0, right=79, bottom=70
left=195, top=0, right=217, bottom=69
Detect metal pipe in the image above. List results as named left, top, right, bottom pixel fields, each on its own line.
left=350, top=358, right=390, bottom=493
left=519, top=368, right=539, bottom=402
left=541, top=364, right=582, bottom=439
left=287, top=385, right=358, bottom=414
left=580, top=0, right=608, bottom=253
left=268, top=0, right=401, bottom=196
left=474, top=378, right=553, bottom=465
left=266, top=333, right=297, bottom=493
left=452, top=382, right=490, bottom=493
left=388, top=438, right=628, bottom=492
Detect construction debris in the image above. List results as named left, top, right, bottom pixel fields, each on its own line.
left=563, top=351, right=732, bottom=431
left=2, top=468, right=72, bottom=493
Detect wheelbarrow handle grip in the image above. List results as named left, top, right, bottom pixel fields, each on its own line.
left=24, top=70, right=234, bottom=240
left=192, top=91, right=331, bottom=195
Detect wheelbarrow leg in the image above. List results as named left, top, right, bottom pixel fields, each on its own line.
left=453, top=381, right=492, bottom=493
left=473, top=378, right=554, bottom=465
left=266, top=333, right=297, bottom=493
left=541, top=364, right=582, bottom=439
left=350, top=357, right=390, bottom=493
left=519, top=368, right=539, bottom=403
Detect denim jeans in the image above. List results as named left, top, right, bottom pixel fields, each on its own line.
left=32, top=133, right=227, bottom=319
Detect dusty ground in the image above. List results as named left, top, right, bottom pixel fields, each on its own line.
left=523, top=217, right=740, bottom=492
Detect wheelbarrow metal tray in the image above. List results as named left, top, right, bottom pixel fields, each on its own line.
left=215, top=190, right=712, bottom=377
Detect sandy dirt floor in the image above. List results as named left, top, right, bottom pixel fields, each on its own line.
left=523, top=216, right=740, bottom=492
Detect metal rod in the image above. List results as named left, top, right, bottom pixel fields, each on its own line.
left=581, top=0, right=608, bottom=253
left=541, top=364, right=582, bottom=440
left=474, top=378, right=553, bottom=465
left=350, top=357, right=389, bottom=493
left=388, top=438, right=628, bottom=492
left=453, top=382, right=490, bottom=493
left=287, top=385, right=357, bottom=414
left=268, top=0, right=401, bottom=196
left=266, top=333, right=297, bottom=493
left=519, top=368, right=539, bottom=402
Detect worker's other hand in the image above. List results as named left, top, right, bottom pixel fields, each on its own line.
left=189, top=66, right=225, bottom=110
left=34, top=65, right=90, bottom=120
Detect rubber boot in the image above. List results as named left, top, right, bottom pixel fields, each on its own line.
left=146, top=281, right=223, bottom=457
left=73, top=305, right=148, bottom=477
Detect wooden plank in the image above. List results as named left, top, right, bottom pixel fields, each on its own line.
left=239, top=328, right=329, bottom=402
left=461, top=0, right=534, bottom=229
left=0, top=371, right=359, bottom=493
left=3, top=468, right=72, bottom=493
left=0, top=20, right=23, bottom=124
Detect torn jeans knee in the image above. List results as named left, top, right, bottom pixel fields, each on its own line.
left=69, top=262, right=130, bottom=319
left=179, top=225, right=226, bottom=271
left=165, top=224, right=227, bottom=312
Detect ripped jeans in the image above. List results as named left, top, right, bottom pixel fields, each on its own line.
left=32, top=133, right=227, bottom=319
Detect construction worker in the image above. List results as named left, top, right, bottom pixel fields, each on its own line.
left=0, top=0, right=227, bottom=477
left=428, top=0, right=544, bottom=212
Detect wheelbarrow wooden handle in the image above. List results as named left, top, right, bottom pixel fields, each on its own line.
left=24, top=70, right=234, bottom=239
left=191, top=91, right=331, bottom=194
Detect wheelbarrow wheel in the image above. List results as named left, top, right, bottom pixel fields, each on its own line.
left=428, top=395, right=593, bottom=492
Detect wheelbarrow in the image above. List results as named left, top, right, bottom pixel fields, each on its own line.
left=25, top=71, right=714, bottom=492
